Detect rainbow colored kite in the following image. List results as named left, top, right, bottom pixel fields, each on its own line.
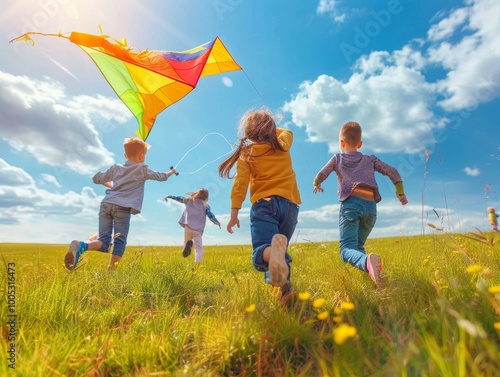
left=11, top=30, right=242, bottom=140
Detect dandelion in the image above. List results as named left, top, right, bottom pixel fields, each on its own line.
left=333, top=307, right=343, bottom=315
left=332, top=315, right=343, bottom=323
left=341, top=301, right=355, bottom=311
left=333, top=324, right=357, bottom=345
left=494, top=322, right=500, bottom=330
left=466, top=265, right=482, bottom=274
left=317, top=311, right=329, bottom=320
left=488, top=286, right=500, bottom=294
left=298, top=292, right=311, bottom=301
left=245, top=304, right=256, bottom=313
left=313, top=298, right=325, bottom=308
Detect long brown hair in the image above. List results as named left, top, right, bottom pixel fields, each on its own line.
left=218, top=108, right=284, bottom=178
left=190, top=188, right=209, bottom=201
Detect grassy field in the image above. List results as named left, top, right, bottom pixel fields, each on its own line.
left=1, top=230, right=500, bottom=376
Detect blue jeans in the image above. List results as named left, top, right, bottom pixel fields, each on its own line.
left=98, top=202, right=131, bottom=257
left=250, top=196, right=299, bottom=284
left=339, top=196, right=377, bottom=272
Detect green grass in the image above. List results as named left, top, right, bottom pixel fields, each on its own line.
left=1, top=231, right=500, bottom=376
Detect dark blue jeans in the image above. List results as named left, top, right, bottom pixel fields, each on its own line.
left=339, top=196, right=377, bottom=272
left=250, top=196, right=299, bottom=284
left=98, top=202, right=131, bottom=256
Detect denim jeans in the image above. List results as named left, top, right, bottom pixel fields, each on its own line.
left=250, top=196, right=299, bottom=283
left=339, top=196, right=377, bottom=272
left=98, top=202, right=131, bottom=256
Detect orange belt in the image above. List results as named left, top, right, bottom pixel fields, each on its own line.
left=350, top=187, right=375, bottom=201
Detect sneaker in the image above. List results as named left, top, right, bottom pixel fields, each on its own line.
left=268, top=234, right=289, bottom=287
left=64, top=240, right=86, bottom=271
left=182, top=240, right=193, bottom=258
left=366, top=253, right=387, bottom=288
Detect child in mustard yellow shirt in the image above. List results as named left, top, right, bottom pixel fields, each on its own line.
left=219, top=108, right=301, bottom=306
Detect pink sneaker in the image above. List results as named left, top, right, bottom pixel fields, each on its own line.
left=366, top=254, right=387, bottom=288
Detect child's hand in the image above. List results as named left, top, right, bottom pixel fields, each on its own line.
left=398, top=194, right=408, bottom=205
left=313, top=185, right=324, bottom=194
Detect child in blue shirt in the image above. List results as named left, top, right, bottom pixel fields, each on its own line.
left=165, top=188, right=221, bottom=262
left=64, top=137, right=177, bottom=271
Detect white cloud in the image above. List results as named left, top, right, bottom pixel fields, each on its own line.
left=0, top=71, right=131, bottom=175
left=427, top=0, right=500, bottom=111
left=40, top=173, right=61, bottom=187
left=464, top=166, right=480, bottom=176
left=427, top=7, right=469, bottom=42
left=0, top=158, right=102, bottom=227
left=282, top=65, right=440, bottom=154
left=285, top=0, right=500, bottom=154
left=316, top=0, right=346, bottom=22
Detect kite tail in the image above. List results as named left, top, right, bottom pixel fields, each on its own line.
left=9, top=31, right=69, bottom=45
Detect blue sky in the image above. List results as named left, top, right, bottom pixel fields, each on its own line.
left=1, top=0, right=499, bottom=247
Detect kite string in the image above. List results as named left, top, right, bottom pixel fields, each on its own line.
left=242, top=68, right=317, bottom=175
left=174, top=132, right=236, bottom=175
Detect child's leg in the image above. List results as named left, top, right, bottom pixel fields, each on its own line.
left=182, top=226, right=194, bottom=257
left=250, top=197, right=297, bottom=286
left=339, top=198, right=376, bottom=271
left=192, top=233, right=204, bottom=262
left=106, top=204, right=131, bottom=268
left=108, top=254, right=122, bottom=270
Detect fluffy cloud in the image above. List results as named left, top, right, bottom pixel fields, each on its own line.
left=464, top=166, right=480, bottom=176
left=0, top=158, right=102, bottom=226
left=286, top=0, right=499, bottom=154
left=316, top=0, right=346, bottom=22
left=0, top=72, right=131, bottom=174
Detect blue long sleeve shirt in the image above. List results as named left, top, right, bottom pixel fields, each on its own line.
left=93, top=161, right=169, bottom=214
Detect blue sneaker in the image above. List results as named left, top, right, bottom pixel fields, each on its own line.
left=64, top=240, right=86, bottom=271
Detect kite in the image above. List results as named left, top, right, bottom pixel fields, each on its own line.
left=10, top=29, right=242, bottom=140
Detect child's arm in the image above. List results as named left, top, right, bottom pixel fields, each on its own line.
left=164, top=195, right=184, bottom=203
left=206, top=209, right=221, bottom=229
left=394, top=182, right=408, bottom=205
left=313, top=176, right=324, bottom=194
left=313, top=155, right=337, bottom=194
left=227, top=208, right=240, bottom=234
left=167, top=167, right=177, bottom=177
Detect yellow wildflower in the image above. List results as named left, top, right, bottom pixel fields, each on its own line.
left=494, top=322, right=500, bottom=330
left=333, top=324, right=357, bottom=345
left=333, top=307, right=343, bottom=315
left=313, top=298, right=326, bottom=308
left=332, top=315, right=343, bottom=323
left=341, top=302, right=355, bottom=311
left=488, top=286, right=500, bottom=294
left=245, top=304, right=256, bottom=313
left=298, top=292, right=311, bottom=301
left=466, top=265, right=482, bottom=274
left=317, top=311, right=329, bottom=320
